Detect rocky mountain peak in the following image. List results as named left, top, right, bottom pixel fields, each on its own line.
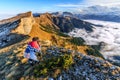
left=0, top=11, right=33, bottom=25
left=17, top=11, right=32, bottom=17
left=39, top=13, right=53, bottom=22
left=0, top=12, right=34, bottom=48
left=36, top=13, right=60, bottom=31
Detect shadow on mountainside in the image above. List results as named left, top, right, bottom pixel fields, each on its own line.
left=106, top=55, right=120, bottom=67
left=113, top=56, right=120, bottom=61
left=0, top=33, right=29, bottom=49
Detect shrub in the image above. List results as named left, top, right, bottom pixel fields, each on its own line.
left=69, top=37, right=85, bottom=46
left=34, top=54, right=73, bottom=77
left=57, top=32, right=70, bottom=37
left=86, top=48, right=104, bottom=59
left=40, top=25, right=55, bottom=33
left=51, top=35, right=58, bottom=45
left=61, top=54, right=73, bottom=69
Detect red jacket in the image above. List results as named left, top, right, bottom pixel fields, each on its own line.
left=28, top=41, right=40, bottom=50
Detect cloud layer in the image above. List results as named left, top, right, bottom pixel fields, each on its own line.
left=84, top=0, right=120, bottom=7
left=56, top=0, right=120, bottom=12
left=68, top=20, right=120, bottom=59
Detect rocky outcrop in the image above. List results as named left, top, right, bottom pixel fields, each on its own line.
left=11, top=17, right=35, bottom=34
left=0, top=12, right=35, bottom=47
left=61, top=55, right=120, bottom=80
left=0, top=11, right=34, bottom=35
left=0, top=20, right=21, bottom=47
left=0, top=12, right=32, bottom=25
left=42, top=46, right=120, bottom=80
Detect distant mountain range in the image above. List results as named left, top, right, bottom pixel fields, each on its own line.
left=50, top=5, right=120, bottom=22
left=80, top=5, right=120, bottom=15
left=76, top=5, right=120, bottom=22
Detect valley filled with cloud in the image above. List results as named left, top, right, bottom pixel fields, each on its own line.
left=68, top=20, right=120, bottom=61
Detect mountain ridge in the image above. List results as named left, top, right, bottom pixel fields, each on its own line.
left=0, top=11, right=104, bottom=58
left=0, top=11, right=120, bottom=80
left=0, top=12, right=91, bottom=55
left=0, top=11, right=32, bottom=25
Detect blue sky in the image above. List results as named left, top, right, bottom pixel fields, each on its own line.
left=0, top=0, right=120, bottom=14
left=0, top=0, right=84, bottom=14
left=0, top=0, right=120, bottom=20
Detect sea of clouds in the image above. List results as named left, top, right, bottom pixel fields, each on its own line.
left=68, top=20, right=120, bottom=61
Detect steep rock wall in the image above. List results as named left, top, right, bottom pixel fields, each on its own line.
left=12, top=17, right=35, bottom=34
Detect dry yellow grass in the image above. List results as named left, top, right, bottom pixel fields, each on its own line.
left=29, top=23, right=88, bottom=54
left=77, top=46, right=88, bottom=54
left=35, top=13, right=59, bottom=30
left=21, top=58, right=28, bottom=64
left=29, top=23, right=53, bottom=40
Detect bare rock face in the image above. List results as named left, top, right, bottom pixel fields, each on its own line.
left=0, top=12, right=34, bottom=47
left=11, top=17, right=35, bottom=34
left=61, top=55, right=120, bottom=80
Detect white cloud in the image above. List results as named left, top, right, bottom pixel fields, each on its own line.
left=56, top=3, right=86, bottom=8
left=56, top=4, right=85, bottom=13
left=0, top=14, right=16, bottom=20
left=56, top=0, right=120, bottom=13
left=84, top=0, right=120, bottom=7
left=56, top=0, right=120, bottom=8
left=68, top=20, right=120, bottom=57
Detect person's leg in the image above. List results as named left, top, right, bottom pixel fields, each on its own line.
left=28, top=59, right=39, bottom=66
left=30, top=52, right=39, bottom=61
left=28, top=59, right=34, bottom=66
left=34, top=60, right=40, bottom=64
left=29, top=52, right=39, bottom=65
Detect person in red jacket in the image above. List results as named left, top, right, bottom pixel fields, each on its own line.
left=29, top=37, right=40, bottom=51
left=24, top=37, right=41, bottom=65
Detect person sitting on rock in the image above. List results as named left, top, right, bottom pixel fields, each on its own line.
left=24, top=37, right=42, bottom=65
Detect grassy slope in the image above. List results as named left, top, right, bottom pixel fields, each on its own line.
left=0, top=14, right=105, bottom=79
left=29, top=22, right=88, bottom=55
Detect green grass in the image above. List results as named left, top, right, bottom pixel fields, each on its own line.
left=57, top=32, right=70, bottom=37
left=68, top=37, right=85, bottom=46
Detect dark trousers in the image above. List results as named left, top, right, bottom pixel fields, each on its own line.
left=28, top=59, right=39, bottom=66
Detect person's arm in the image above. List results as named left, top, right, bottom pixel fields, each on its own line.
left=37, top=41, right=41, bottom=50
left=32, top=41, right=42, bottom=55
left=34, top=48, right=40, bottom=52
